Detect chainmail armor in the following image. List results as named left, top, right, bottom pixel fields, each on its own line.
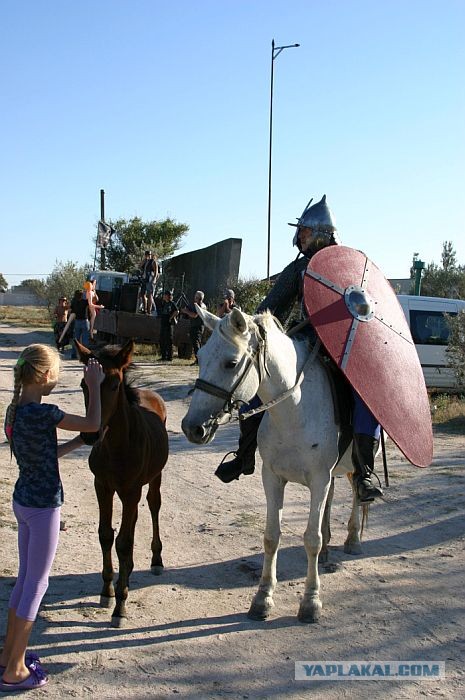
left=257, top=255, right=309, bottom=325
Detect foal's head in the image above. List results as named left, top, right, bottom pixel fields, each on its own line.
left=76, top=340, right=138, bottom=444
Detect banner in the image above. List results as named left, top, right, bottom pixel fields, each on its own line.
left=97, top=220, right=116, bottom=248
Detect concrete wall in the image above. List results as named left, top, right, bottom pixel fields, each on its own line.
left=162, top=238, right=242, bottom=304
left=0, top=292, right=47, bottom=306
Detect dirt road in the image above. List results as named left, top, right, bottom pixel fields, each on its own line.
left=1, top=324, right=464, bottom=699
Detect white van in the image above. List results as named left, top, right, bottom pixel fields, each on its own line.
left=397, top=295, right=465, bottom=391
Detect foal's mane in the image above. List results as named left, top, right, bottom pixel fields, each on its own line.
left=94, top=344, right=140, bottom=405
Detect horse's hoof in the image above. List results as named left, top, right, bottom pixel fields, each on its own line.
left=151, top=565, right=164, bottom=576
left=298, top=599, right=322, bottom=624
left=111, top=614, right=128, bottom=629
left=247, top=597, right=274, bottom=621
left=344, top=542, right=362, bottom=555
left=100, top=595, right=115, bottom=608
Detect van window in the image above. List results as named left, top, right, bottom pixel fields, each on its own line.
left=410, top=310, right=456, bottom=346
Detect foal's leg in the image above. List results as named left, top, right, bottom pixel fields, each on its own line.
left=94, top=479, right=116, bottom=606
left=112, top=488, right=142, bottom=627
left=147, top=473, right=164, bottom=575
left=298, top=473, right=332, bottom=623
left=320, top=476, right=335, bottom=563
left=344, top=473, right=363, bottom=555
left=248, top=468, right=286, bottom=621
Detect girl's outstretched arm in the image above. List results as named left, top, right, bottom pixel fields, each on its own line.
left=58, top=359, right=104, bottom=432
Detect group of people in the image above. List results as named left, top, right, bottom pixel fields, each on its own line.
left=161, top=288, right=240, bottom=362
left=53, top=277, right=104, bottom=356
left=159, top=289, right=207, bottom=363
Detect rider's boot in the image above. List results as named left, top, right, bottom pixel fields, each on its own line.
left=215, top=413, right=263, bottom=483
left=352, top=433, right=383, bottom=502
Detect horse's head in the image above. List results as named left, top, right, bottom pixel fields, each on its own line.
left=182, top=306, right=263, bottom=445
left=75, top=339, right=135, bottom=445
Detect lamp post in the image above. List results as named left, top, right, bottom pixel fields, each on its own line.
left=267, top=39, right=300, bottom=282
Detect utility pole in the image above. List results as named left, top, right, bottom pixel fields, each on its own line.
left=266, top=39, right=300, bottom=281
left=100, top=189, right=105, bottom=271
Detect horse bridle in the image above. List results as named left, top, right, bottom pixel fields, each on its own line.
left=193, top=321, right=267, bottom=422
left=192, top=316, right=321, bottom=425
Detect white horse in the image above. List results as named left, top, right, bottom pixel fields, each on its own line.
left=182, top=307, right=369, bottom=623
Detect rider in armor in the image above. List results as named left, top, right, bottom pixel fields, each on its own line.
left=215, top=195, right=383, bottom=503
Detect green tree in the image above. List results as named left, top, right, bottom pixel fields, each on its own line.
left=43, top=261, right=91, bottom=316
left=0, top=273, right=8, bottom=291
left=446, top=310, right=465, bottom=387
left=102, top=216, right=189, bottom=274
left=210, top=277, right=271, bottom=315
left=418, top=241, right=465, bottom=298
left=19, top=278, right=47, bottom=297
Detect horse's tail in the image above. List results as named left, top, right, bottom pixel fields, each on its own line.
left=360, top=503, right=369, bottom=538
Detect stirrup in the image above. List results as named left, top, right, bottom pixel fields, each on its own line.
left=355, top=476, right=383, bottom=503
left=215, top=451, right=255, bottom=484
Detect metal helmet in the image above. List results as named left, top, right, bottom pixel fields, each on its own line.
left=289, top=194, right=339, bottom=254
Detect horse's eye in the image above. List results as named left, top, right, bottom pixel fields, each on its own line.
left=225, top=360, right=238, bottom=369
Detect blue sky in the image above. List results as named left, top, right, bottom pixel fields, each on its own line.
left=1, top=0, right=464, bottom=290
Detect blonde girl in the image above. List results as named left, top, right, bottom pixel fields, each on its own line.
left=0, top=344, right=104, bottom=691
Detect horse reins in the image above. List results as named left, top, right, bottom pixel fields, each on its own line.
left=239, top=337, right=320, bottom=420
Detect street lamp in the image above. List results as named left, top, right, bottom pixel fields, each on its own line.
left=267, top=39, right=300, bottom=282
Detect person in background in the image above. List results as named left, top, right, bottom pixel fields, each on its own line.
left=139, top=251, right=159, bottom=315
left=53, top=297, right=69, bottom=352
left=84, top=278, right=104, bottom=341
left=159, top=290, right=178, bottom=361
left=1, top=344, right=104, bottom=691
left=217, top=289, right=240, bottom=318
left=181, top=290, right=207, bottom=365
left=69, top=290, right=89, bottom=359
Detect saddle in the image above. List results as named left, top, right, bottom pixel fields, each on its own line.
left=288, top=320, right=353, bottom=464
left=318, top=351, right=354, bottom=464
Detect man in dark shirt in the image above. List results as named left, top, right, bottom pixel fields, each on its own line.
left=159, top=290, right=178, bottom=361
left=181, top=290, right=206, bottom=365
left=70, top=289, right=89, bottom=359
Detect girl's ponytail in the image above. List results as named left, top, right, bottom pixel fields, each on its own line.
left=5, top=345, right=60, bottom=443
left=5, top=363, right=23, bottom=443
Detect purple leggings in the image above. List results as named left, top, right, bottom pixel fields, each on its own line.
left=9, top=501, right=61, bottom=621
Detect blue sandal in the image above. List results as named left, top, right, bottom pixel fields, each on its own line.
left=0, top=651, right=42, bottom=675
left=0, top=661, right=48, bottom=691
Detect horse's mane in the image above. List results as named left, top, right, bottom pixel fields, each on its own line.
left=93, top=344, right=140, bottom=405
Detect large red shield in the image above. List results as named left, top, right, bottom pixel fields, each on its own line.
left=303, top=246, right=433, bottom=467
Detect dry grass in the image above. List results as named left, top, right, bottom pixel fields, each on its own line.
left=0, top=307, right=192, bottom=363
left=0, top=305, right=51, bottom=327
left=430, top=393, right=465, bottom=432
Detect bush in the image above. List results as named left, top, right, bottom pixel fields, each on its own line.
left=446, top=310, right=465, bottom=387
left=210, top=277, right=271, bottom=315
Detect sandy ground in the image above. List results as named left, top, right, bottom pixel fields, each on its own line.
left=0, top=323, right=465, bottom=699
